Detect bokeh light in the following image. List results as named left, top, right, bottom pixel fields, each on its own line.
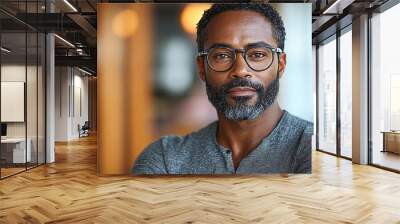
left=112, top=9, right=139, bottom=38
left=180, top=4, right=211, bottom=35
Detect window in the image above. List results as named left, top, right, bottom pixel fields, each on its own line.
left=371, top=2, right=400, bottom=171
left=339, top=29, right=352, bottom=158
left=317, top=37, right=337, bottom=154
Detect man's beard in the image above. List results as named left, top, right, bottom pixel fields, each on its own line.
left=206, top=78, right=279, bottom=121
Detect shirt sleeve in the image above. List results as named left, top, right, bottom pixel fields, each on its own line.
left=131, top=139, right=168, bottom=175
left=293, top=124, right=313, bottom=173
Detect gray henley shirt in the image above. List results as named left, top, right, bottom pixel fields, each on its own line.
left=132, top=110, right=313, bottom=174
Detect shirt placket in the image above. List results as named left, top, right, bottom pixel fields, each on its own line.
left=221, top=148, right=235, bottom=173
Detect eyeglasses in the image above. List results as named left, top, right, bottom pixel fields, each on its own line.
left=198, top=45, right=282, bottom=72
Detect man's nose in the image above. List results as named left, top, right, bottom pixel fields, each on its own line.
left=230, top=53, right=252, bottom=79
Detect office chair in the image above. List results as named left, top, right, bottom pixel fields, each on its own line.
left=79, top=121, right=90, bottom=138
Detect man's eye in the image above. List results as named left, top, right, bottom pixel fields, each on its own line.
left=249, top=52, right=266, bottom=59
left=215, top=53, right=231, bottom=60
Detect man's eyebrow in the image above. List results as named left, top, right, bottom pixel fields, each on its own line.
left=246, top=42, right=274, bottom=48
left=207, top=43, right=233, bottom=49
left=206, top=42, right=275, bottom=50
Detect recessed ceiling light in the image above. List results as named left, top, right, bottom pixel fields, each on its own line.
left=1, top=47, right=11, bottom=53
left=54, top=34, right=75, bottom=48
left=77, top=67, right=93, bottom=76
left=63, top=0, right=78, bottom=12
left=322, top=0, right=354, bottom=14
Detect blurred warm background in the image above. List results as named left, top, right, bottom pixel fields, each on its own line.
left=98, top=3, right=216, bottom=175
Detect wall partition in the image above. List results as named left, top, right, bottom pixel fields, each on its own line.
left=1, top=30, right=28, bottom=178
left=0, top=1, right=46, bottom=179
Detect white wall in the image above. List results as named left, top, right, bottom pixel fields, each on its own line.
left=1, top=65, right=27, bottom=140
left=71, top=73, right=89, bottom=138
left=55, top=67, right=69, bottom=141
left=1, top=65, right=40, bottom=137
left=1, top=64, right=46, bottom=163
left=55, top=67, right=89, bottom=141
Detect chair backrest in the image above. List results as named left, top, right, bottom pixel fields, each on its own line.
left=82, top=121, right=90, bottom=129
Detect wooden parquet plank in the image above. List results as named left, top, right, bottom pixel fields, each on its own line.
left=1, top=135, right=400, bottom=223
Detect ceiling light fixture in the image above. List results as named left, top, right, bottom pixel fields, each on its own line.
left=323, top=0, right=342, bottom=14
left=63, top=0, right=78, bottom=12
left=322, top=0, right=354, bottom=14
left=54, top=34, right=75, bottom=48
left=1, top=47, right=11, bottom=53
left=78, top=67, right=93, bottom=76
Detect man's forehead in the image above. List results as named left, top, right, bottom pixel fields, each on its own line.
left=203, top=10, right=276, bottom=49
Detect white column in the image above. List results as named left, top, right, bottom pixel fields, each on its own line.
left=352, top=14, right=369, bottom=164
left=46, top=33, right=55, bottom=163
left=45, top=1, right=55, bottom=163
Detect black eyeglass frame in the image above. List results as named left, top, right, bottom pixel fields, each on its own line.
left=198, top=45, right=283, bottom=72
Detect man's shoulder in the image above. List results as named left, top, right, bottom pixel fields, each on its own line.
left=282, top=112, right=313, bottom=173
left=133, top=121, right=218, bottom=174
left=146, top=121, right=218, bottom=153
left=284, top=111, right=313, bottom=134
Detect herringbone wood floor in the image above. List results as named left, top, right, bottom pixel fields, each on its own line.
left=1, top=135, right=400, bottom=224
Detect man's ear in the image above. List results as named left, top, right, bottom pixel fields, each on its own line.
left=196, top=56, right=207, bottom=82
left=278, top=52, right=286, bottom=79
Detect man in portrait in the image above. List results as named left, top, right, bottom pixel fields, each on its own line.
left=132, top=3, right=313, bottom=174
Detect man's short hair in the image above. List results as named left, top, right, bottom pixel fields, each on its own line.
left=196, top=3, right=286, bottom=52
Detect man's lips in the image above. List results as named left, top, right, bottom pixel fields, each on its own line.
left=227, top=87, right=256, bottom=97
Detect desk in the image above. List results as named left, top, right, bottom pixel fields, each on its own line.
left=1, top=138, right=31, bottom=163
left=381, top=131, right=400, bottom=154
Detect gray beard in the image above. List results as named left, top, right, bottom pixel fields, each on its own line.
left=206, top=78, right=279, bottom=121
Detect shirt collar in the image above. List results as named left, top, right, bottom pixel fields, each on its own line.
left=211, top=110, right=289, bottom=151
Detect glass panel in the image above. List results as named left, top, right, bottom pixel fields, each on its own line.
left=35, top=1, right=46, bottom=165
left=371, top=4, right=400, bottom=171
left=318, top=37, right=337, bottom=154
left=340, top=29, right=352, bottom=158
left=27, top=31, right=38, bottom=169
left=1, top=30, right=27, bottom=177
left=0, top=1, right=46, bottom=178
left=38, top=32, right=45, bottom=165
left=26, top=0, right=38, bottom=169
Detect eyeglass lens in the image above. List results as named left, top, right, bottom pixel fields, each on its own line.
left=207, top=47, right=274, bottom=72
